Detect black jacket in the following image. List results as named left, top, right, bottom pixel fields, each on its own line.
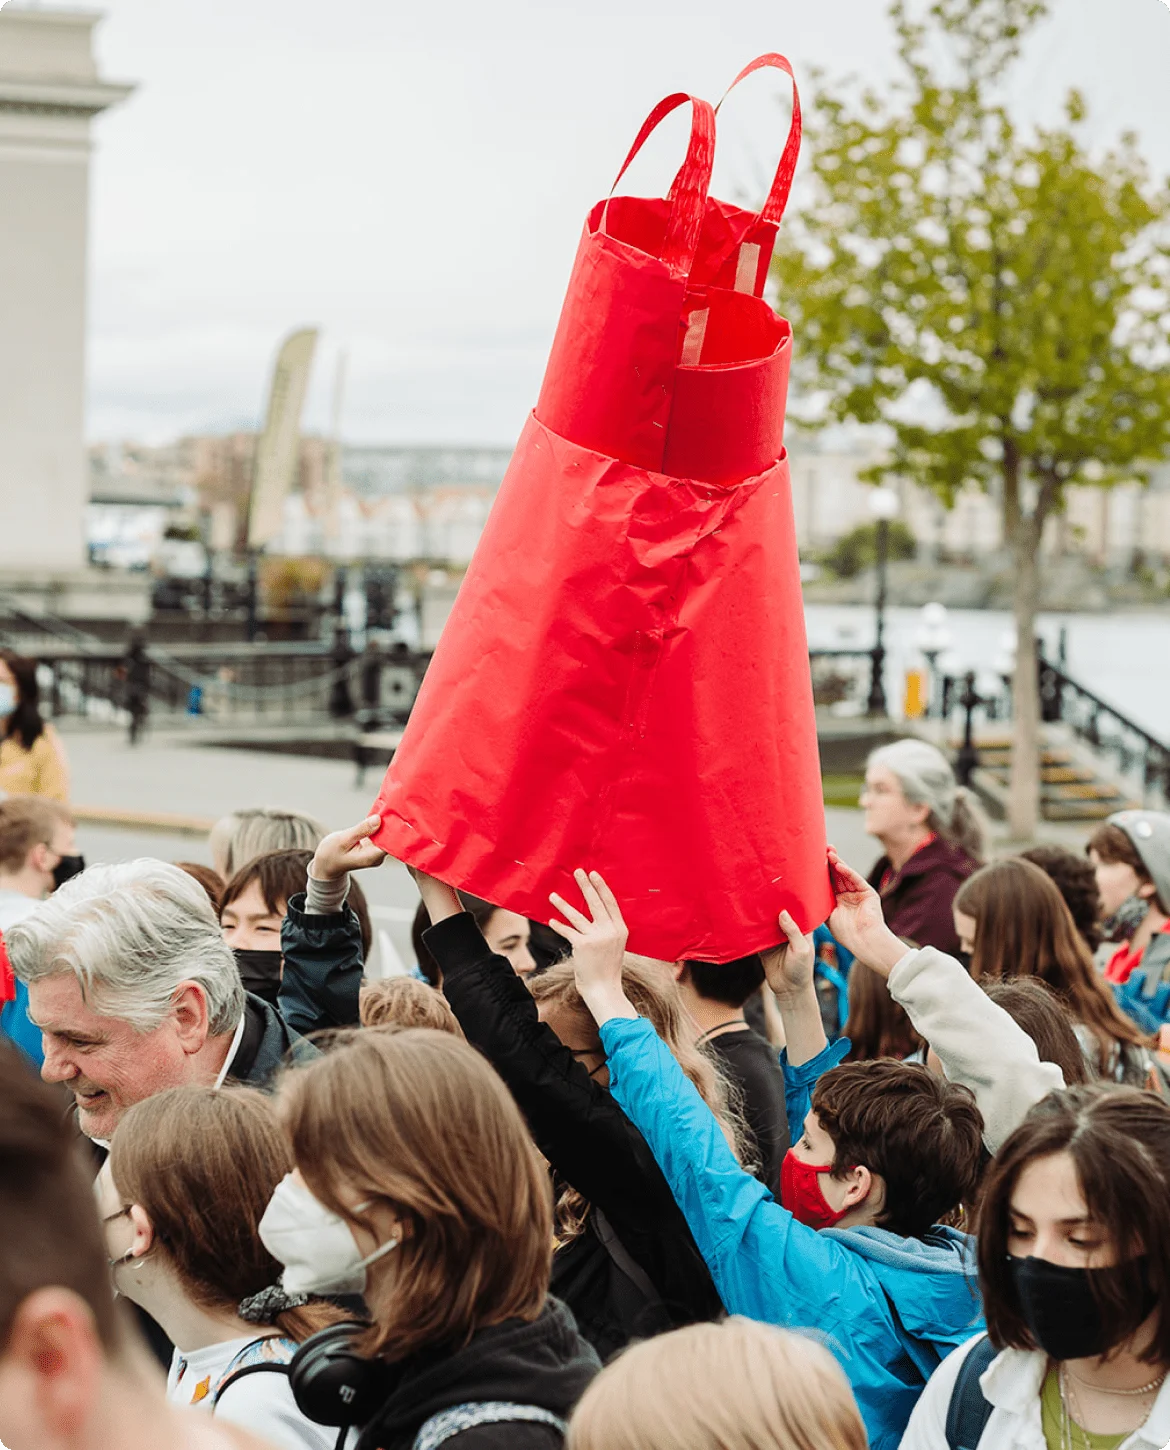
left=705, top=1026, right=789, bottom=1195
left=278, top=891, right=364, bottom=1037
left=429, top=913, right=725, bottom=1359
left=355, top=1299, right=598, bottom=1450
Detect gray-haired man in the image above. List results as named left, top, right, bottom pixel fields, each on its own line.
left=7, top=859, right=315, bottom=1142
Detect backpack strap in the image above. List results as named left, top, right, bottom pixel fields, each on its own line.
left=210, top=1336, right=298, bottom=1409
left=413, top=1401, right=568, bottom=1450
left=944, top=1336, right=998, bottom=1450
left=590, top=1208, right=661, bottom=1306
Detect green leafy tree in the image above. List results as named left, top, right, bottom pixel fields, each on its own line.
left=819, top=520, right=918, bottom=579
left=774, top=0, right=1170, bottom=835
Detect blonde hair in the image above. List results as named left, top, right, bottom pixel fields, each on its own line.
left=209, top=808, right=325, bottom=879
left=278, top=1028, right=552, bottom=1362
left=530, top=957, right=748, bottom=1240
left=359, top=977, right=463, bottom=1037
left=567, top=1318, right=867, bottom=1450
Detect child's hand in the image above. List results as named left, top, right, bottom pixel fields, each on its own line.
left=309, top=816, right=386, bottom=882
left=550, top=869, right=636, bottom=1024
left=760, top=910, right=815, bottom=1006
left=826, top=847, right=906, bottom=978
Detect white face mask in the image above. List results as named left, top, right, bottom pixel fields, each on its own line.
left=0, top=683, right=16, bottom=717
left=259, top=1173, right=400, bottom=1296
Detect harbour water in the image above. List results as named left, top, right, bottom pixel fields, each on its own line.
left=805, top=604, right=1170, bottom=742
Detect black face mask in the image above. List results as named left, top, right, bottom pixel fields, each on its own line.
left=233, top=948, right=283, bottom=1005
left=1010, top=1254, right=1157, bottom=1362
left=51, top=854, right=86, bottom=890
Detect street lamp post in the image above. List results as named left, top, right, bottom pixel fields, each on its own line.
left=866, top=487, right=899, bottom=718
left=915, top=602, right=952, bottom=718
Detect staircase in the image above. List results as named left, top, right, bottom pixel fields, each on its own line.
left=966, top=728, right=1139, bottom=822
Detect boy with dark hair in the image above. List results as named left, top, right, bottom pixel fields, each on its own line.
left=676, top=954, right=789, bottom=1191
left=554, top=858, right=986, bottom=1450
left=0, top=1044, right=266, bottom=1450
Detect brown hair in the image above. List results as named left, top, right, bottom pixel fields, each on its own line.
left=360, top=977, right=463, bottom=1036
left=978, top=1084, right=1170, bottom=1365
left=567, top=1317, right=867, bottom=1450
left=982, top=977, right=1090, bottom=1087
left=1087, top=824, right=1165, bottom=913
left=0, top=651, right=46, bottom=751
left=1019, top=845, right=1104, bottom=953
left=812, top=1059, right=984, bottom=1238
left=0, top=795, right=73, bottom=873
left=0, top=1044, right=120, bottom=1349
left=221, top=848, right=372, bottom=961
left=955, top=858, right=1151, bottom=1071
left=844, top=960, right=923, bottom=1061
left=109, top=1086, right=345, bottom=1342
left=278, top=1028, right=553, bottom=1362
left=175, top=861, right=225, bottom=915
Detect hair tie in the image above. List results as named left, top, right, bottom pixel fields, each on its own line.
left=238, top=1285, right=311, bottom=1324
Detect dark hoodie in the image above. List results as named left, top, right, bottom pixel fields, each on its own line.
left=867, top=835, right=979, bottom=956
left=354, top=1299, right=599, bottom=1450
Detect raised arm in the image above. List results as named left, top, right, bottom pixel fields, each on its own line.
left=825, top=848, right=1065, bottom=1151
left=278, top=816, right=383, bottom=1034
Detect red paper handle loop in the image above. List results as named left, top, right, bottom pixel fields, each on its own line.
left=605, top=92, right=716, bottom=275
left=717, top=53, right=802, bottom=226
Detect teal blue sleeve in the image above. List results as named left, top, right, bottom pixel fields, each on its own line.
left=780, top=1037, right=851, bottom=1147
left=600, top=1017, right=879, bottom=1327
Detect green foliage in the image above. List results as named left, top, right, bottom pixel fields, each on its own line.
left=773, top=0, right=1170, bottom=537
left=819, top=520, right=918, bottom=578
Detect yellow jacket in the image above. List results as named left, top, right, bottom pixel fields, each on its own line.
left=0, top=726, right=69, bottom=802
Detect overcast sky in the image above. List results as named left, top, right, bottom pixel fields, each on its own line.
left=38, top=0, right=1170, bottom=445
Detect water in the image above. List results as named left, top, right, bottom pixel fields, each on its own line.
left=805, top=604, right=1170, bottom=741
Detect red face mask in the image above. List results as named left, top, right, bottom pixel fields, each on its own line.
left=780, top=1150, right=849, bottom=1231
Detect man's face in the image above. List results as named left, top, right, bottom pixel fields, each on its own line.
left=27, top=973, right=202, bottom=1140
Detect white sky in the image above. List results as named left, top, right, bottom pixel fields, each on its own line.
left=47, top=0, right=1170, bottom=444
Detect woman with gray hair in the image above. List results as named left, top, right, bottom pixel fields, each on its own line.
left=860, top=738, right=985, bottom=956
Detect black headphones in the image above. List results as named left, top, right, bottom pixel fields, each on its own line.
left=289, top=1321, right=393, bottom=1428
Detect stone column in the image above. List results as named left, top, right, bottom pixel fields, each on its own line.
left=0, top=7, right=132, bottom=573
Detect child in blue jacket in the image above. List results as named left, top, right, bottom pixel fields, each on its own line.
left=550, top=855, right=986, bottom=1450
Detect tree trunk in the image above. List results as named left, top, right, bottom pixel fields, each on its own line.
left=1008, top=525, right=1041, bottom=840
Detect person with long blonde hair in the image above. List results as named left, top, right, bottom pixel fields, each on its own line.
left=410, top=864, right=735, bottom=1359
left=567, top=1318, right=867, bottom=1450
left=267, top=1028, right=599, bottom=1449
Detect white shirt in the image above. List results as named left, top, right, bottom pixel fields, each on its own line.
left=0, top=889, right=41, bottom=933
left=901, top=1333, right=1170, bottom=1450
left=167, top=1335, right=335, bottom=1450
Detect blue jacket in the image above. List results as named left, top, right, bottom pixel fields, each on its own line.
left=1, top=978, right=44, bottom=1068
left=599, top=1016, right=984, bottom=1450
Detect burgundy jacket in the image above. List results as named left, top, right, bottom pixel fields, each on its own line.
left=867, top=836, right=980, bottom=956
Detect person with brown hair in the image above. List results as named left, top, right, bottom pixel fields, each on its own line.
left=902, top=1085, right=1170, bottom=1450
left=412, top=863, right=731, bottom=1360
left=1019, top=843, right=1104, bottom=955
left=558, top=864, right=985, bottom=1450
left=358, top=975, right=463, bottom=1035
left=209, top=807, right=326, bottom=881
left=0, top=1045, right=269, bottom=1450
left=219, top=829, right=375, bottom=1034
left=953, top=857, right=1156, bottom=1086
left=98, top=1084, right=344, bottom=1449
left=410, top=892, right=539, bottom=982
left=844, top=956, right=924, bottom=1062
left=0, top=794, right=83, bottom=1066
left=566, top=1316, right=867, bottom=1450
left=177, top=861, right=226, bottom=915
left=1088, top=812, right=1170, bottom=1010
left=269, top=1027, right=600, bottom=1448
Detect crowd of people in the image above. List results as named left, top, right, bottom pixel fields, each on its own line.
left=4, top=685, right=1170, bottom=1450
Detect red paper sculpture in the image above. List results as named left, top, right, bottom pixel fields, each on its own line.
left=372, top=56, right=833, bottom=960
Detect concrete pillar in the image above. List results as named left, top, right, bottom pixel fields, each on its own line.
left=0, top=8, right=131, bottom=572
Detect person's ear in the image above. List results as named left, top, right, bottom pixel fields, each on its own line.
left=127, top=1204, right=156, bottom=1259
left=28, top=841, right=53, bottom=876
left=908, top=800, right=932, bottom=829
left=170, top=981, right=211, bottom=1056
left=840, top=1164, right=877, bottom=1213
left=5, top=1287, right=103, bottom=1438
left=1137, top=881, right=1157, bottom=902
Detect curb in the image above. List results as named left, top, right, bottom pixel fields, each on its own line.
left=72, top=805, right=216, bottom=836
